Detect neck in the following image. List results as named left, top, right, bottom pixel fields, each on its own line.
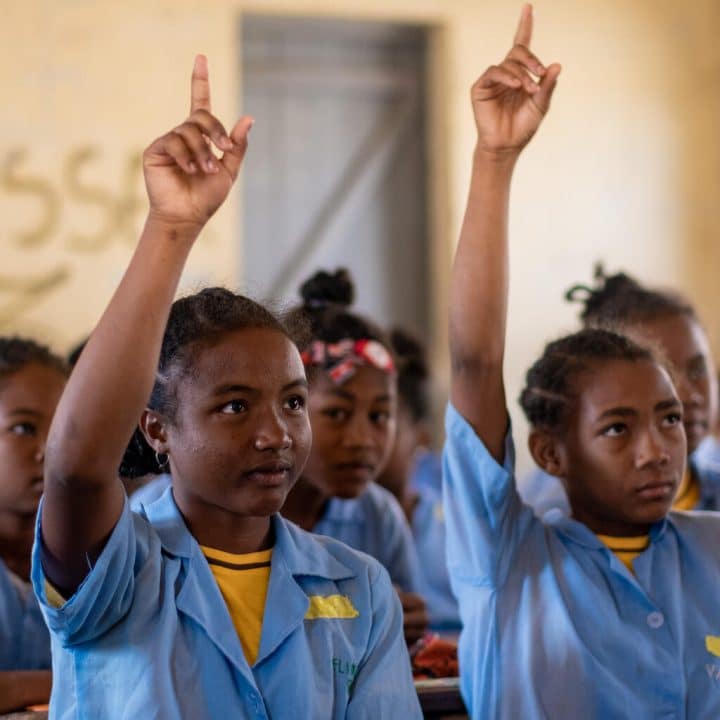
left=0, top=512, right=36, bottom=581
left=282, top=478, right=329, bottom=531
left=173, top=492, right=274, bottom=554
left=570, top=505, right=652, bottom=538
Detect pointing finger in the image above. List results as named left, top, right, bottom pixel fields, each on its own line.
left=191, top=54, right=211, bottom=114
left=513, top=4, right=533, bottom=48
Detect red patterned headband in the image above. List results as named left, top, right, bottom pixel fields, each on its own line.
left=301, top=339, right=396, bottom=384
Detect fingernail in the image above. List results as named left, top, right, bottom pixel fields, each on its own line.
left=206, top=159, right=217, bottom=173
left=188, top=161, right=197, bottom=173
left=220, top=136, right=233, bottom=150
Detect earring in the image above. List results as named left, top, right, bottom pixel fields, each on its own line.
left=155, top=451, right=169, bottom=470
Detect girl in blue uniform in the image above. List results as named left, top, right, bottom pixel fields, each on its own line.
left=32, top=56, right=421, bottom=719
left=520, top=267, right=719, bottom=517
left=280, top=270, right=428, bottom=644
left=445, top=6, right=720, bottom=718
left=0, top=337, right=66, bottom=711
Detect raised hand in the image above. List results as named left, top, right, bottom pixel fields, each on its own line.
left=471, top=4, right=561, bottom=157
left=143, top=55, right=253, bottom=231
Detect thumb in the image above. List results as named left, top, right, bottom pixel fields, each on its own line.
left=221, top=116, right=254, bottom=180
left=533, top=62, right=561, bottom=115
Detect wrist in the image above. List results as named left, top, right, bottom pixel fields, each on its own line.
left=144, top=211, right=204, bottom=246
left=473, top=144, right=520, bottom=169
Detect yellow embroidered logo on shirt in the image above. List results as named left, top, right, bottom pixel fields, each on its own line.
left=706, top=636, right=720, bottom=657
left=305, top=595, right=360, bottom=620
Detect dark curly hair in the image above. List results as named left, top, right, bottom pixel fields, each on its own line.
left=390, top=328, right=430, bottom=423
left=120, top=287, right=291, bottom=478
left=285, top=268, right=390, bottom=357
left=0, top=336, right=67, bottom=383
left=519, top=328, right=656, bottom=431
left=566, top=264, right=696, bottom=329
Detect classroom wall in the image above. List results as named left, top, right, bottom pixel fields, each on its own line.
left=3, top=0, right=720, bottom=471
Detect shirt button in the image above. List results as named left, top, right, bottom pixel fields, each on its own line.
left=647, top=611, right=664, bottom=629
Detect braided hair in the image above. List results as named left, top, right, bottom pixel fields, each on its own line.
left=120, top=287, right=290, bottom=478
left=519, top=328, right=656, bottom=431
left=566, top=264, right=696, bottom=328
left=285, top=268, right=390, bottom=356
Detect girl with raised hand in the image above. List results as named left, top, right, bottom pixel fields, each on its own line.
left=446, top=5, right=720, bottom=718
left=280, top=269, right=428, bottom=646
left=0, top=337, right=66, bottom=712
left=520, top=267, right=720, bottom=518
left=33, top=56, right=421, bottom=719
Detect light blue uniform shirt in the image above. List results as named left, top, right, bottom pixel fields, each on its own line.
left=444, top=402, right=720, bottom=719
left=32, top=488, right=421, bottom=719
left=0, top=558, right=50, bottom=670
left=313, top=481, right=421, bottom=593
left=519, top=434, right=720, bottom=520
left=410, top=452, right=460, bottom=631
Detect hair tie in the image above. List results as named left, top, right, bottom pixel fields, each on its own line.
left=301, top=338, right=395, bottom=384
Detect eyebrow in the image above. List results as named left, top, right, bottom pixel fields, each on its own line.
left=595, top=398, right=681, bottom=422
left=213, top=378, right=308, bottom=396
left=7, top=408, right=42, bottom=417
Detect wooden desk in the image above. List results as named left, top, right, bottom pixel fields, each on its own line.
left=415, top=677, right=467, bottom=719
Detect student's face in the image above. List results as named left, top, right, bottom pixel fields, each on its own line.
left=302, top=365, right=397, bottom=499
left=625, top=314, right=716, bottom=455
left=156, top=328, right=312, bottom=518
left=561, top=359, right=686, bottom=535
left=0, top=364, right=65, bottom=516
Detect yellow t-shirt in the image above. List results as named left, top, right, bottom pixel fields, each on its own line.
left=200, top=545, right=273, bottom=665
left=673, top=468, right=701, bottom=511
left=596, top=533, right=649, bottom=574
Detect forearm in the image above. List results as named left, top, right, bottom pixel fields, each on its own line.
left=450, top=147, right=516, bottom=371
left=45, top=216, right=197, bottom=487
left=0, top=671, right=52, bottom=713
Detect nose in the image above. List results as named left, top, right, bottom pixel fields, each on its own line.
left=634, top=426, right=671, bottom=469
left=253, top=407, right=291, bottom=452
left=341, top=413, right=374, bottom=450
left=34, top=437, right=47, bottom=464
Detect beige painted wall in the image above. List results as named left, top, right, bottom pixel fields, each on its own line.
left=3, top=0, right=720, bottom=471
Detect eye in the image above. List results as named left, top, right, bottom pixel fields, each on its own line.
left=662, top=412, right=683, bottom=428
left=9, top=422, right=37, bottom=437
left=220, top=399, right=248, bottom=415
left=687, top=359, right=708, bottom=383
left=285, top=395, right=306, bottom=412
left=370, top=410, right=391, bottom=425
left=322, top=407, right=350, bottom=423
left=601, top=422, right=627, bottom=438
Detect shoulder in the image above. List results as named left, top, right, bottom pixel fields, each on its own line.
left=277, top=515, right=388, bottom=583
left=666, top=510, right=720, bottom=554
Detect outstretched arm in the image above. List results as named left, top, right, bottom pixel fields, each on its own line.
left=449, top=4, right=560, bottom=461
left=41, top=56, right=253, bottom=593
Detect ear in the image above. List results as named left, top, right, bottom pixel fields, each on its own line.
left=527, top=427, right=568, bottom=479
left=139, top=409, right=171, bottom=454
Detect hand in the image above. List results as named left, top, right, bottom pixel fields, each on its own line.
left=471, top=4, right=561, bottom=157
left=398, top=590, right=429, bottom=646
left=143, top=55, right=253, bottom=232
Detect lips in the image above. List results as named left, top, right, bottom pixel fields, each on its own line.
left=242, top=461, right=292, bottom=487
left=635, top=481, right=675, bottom=501
left=334, top=461, right=376, bottom=480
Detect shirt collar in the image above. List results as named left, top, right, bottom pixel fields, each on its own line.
left=547, top=513, right=669, bottom=548
left=141, top=486, right=356, bottom=581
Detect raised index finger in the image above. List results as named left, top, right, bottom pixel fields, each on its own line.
left=513, top=3, right=533, bottom=47
left=190, top=54, right=211, bottom=114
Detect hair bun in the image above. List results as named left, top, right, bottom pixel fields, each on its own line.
left=300, top=268, right=354, bottom=308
